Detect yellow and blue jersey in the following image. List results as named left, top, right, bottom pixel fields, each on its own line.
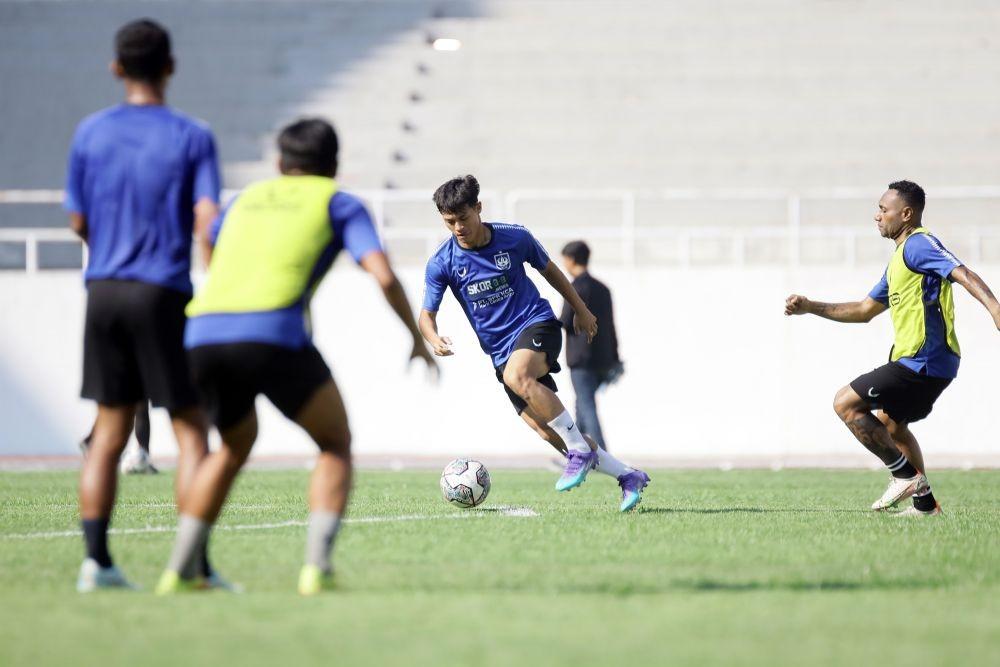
left=184, top=175, right=382, bottom=349
left=423, top=223, right=557, bottom=366
left=868, top=229, right=962, bottom=378
left=64, top=104, right=221, bottom=293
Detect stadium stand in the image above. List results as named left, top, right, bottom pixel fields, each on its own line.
left=2, top=0, right=1000, bottom=267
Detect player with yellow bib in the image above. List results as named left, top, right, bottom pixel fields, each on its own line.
left=785, top=181, right=1000, bottom=516
left=156, top=119, right=436, bottom=595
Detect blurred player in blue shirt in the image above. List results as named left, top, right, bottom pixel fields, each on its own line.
left=65, top=19, right=222, bottom=591
left=420, top=175, right=650, bottom=511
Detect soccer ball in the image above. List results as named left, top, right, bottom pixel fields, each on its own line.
left=439, top=459, right=491, bottom=508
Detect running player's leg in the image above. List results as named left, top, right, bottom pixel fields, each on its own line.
left=503, top=348, right=598, bottom=490
left=833, top=386, right=907, bottom=464
left=876, top=411, right=924, bottom=472
left=158, top=411, right=257, bottom=591
left=133, top=284, right=214, bottom=570
left=503, top=349, right=572, bottom=425
left=519, top=405, right=567, bottom=456
left=877, top=412, right=940, bottom=513
left=522, top=404, right=629, bottom=478
left=79, top=403, right=136, bottom=571
left=157, top=342, right=257, bottom=593
left=170, top=406, right=210, bottom=512
left=520, top=394, right=648, bottom=509
left=77, top=281, right=144, bottom=590
left=293, top=379, right=352, bottom=594
left=833, top=383, right=925, bottom=509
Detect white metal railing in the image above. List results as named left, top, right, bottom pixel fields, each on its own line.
left=3, top=186, right=1000, bottom=272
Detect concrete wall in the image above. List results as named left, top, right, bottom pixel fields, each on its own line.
left=3, top=260, right=999, bottom=465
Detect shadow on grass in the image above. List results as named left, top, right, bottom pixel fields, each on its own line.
left=636, top=507, right=868, bottom=515
left=341, top=578, right=941, bottom=596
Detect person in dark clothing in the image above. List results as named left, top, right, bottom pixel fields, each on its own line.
left=559, top=241, right=624, bottom=451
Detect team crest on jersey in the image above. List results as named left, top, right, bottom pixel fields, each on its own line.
left=493, top=251, right=511, bottom=271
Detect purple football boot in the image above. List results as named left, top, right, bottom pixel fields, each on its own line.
left=618, top=470, right=651, bottom=511
left=555, top=449, right=598, bottom=491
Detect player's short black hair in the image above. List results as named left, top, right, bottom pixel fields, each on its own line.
left=888, top=180, right=926, bottom=214
left=433, top=175, right=480, bottom=213
left=562, top=240, right=590, bottom=266
left=277, top=118, right=339, bottom=176
left=114, top=19, right=172, bottom=83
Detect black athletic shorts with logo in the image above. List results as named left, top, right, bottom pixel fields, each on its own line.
left=494, top=319, right=563, bottom=415
left=82, top=279, right=198, bottom=412
left=849, top=361, right=952, bottom=424
left=188, top=343, right=332, bottom=431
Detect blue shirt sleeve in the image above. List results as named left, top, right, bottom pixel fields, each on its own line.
left=869, top=271, right=889, bottom=305
left=329, top=192, right=383, bottom=263
left=64, top=124, right=87, bottom=214
left=904, top=233, right=963, bottom=279
left=189, top=128, right=221, bottom=205
left=422, top=257, right=448, bottom=312
left=518, top=227, right=551, bottom=271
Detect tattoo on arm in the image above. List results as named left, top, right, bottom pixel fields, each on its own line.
left=958, top=268, right=1000, bottom=317
left=810, top=302, right=862, bottom=322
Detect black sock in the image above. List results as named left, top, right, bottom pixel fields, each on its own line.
left=886, top=453, right=918, bottom=479
left=913, top=487, right=937, bottom=511
left=82, top=518, right=112, bottom=568
left=200, top=544, right=213, bottom=577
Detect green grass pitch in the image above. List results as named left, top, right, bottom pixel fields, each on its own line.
left=2, top=469, right=999, bottom=666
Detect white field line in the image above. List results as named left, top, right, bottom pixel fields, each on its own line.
left=39, top=503, right=281, bottom=510
left=1, top=506, right=538, bottom=540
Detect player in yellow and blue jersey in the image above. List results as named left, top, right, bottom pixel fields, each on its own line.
left=155, top=118, right=436, bottom=595
left=419, top=176, right=650, bottom=511
left=786, top=181, right=1000, bottom=515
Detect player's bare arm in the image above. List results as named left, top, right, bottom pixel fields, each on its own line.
left=418, top=309, right=453, bottom=356
left=69, top=212, right=88, bottom=243
left=194, top=197, right=219, bottom=267
left=359, top=251, right=438, bottom=370
left=540, top=260, right=598, bottom=342
left=784, top=294, right=886, bottom=323
left=950, top=265, right=1000, bottom=331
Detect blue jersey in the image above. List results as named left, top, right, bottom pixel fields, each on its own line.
left=423, top=223, right=557, bottom=366
left=868, top=231, right=963, bottom=378
left=64, top=104, right=221, bottom=293
left=185, top=190, right=383, bottom=349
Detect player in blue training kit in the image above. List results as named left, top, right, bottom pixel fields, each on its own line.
left=65, top=19, right=227, bottom=591
left=419, top=175, right=650, bottom=511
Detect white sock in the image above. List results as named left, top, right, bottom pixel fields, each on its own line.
left=594, top=449, right=633, bottom=479
left=547, top=410, right=590, bottom=453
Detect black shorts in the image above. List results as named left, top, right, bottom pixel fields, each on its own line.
left=188, top=343, right=332, bottom=431
left=494, top=319, right=563, bottom=415
left=82, top=280, right=198, bottom=412
left=849, top=362, right=952, bottom=424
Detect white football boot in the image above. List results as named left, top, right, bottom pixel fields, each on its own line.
left=76, top=558, right=138, bottom=592
left=119, top=443, right=158, bottom=475
left=895, top=502, right=943, bottom=517
left=871, top=473, right=928, bottom=511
